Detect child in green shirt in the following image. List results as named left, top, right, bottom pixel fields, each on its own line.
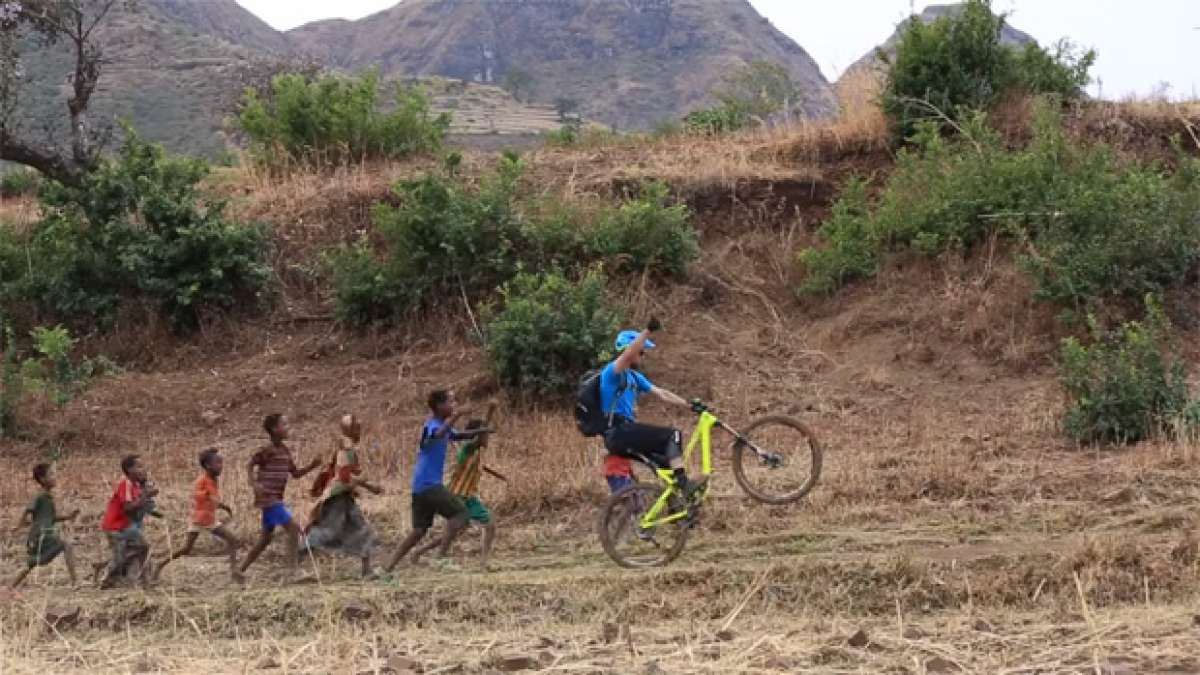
left=10, top=463, right=78, bottom=589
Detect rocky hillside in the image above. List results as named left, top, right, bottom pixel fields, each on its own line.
left=151, top=0, right=294, bottom=55
left=11, top=0, right=836, bottom=158
left=286, top=0, right=837, bottom=130
left=13, top=0, right=284, bottom=158
left=843, top=2, right=1036, bottom=78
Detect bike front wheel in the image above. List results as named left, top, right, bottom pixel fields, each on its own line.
left=597, top=484, right=690, bottom=568
left=732, top=415, right=823, bottom=505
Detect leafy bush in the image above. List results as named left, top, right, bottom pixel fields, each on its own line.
left=485, top=269, right=621, bottom=397
left=684, top=103, right=751, bottom=135
left=327, top=243, right=413, bottom=327
left=237, top=69, right=449, bottom=170
left=0, top=321, right=108, bottom=437
left=1, top=132, right=270, bottom=331
left=882, top=0, right=1094, bottom=140
left=1023, top=151, right=1200, bottom=314
left=330, top=154, right=526, bottom=325
left=543, top=125, right=578, bottom=147
left=0, top=168, right=40, bottom=199
left=20, top=326, right=113, bottom=407
left=1059, top=299, right=1190, bottom=444
left=331, top=157, right=698, bottom=325
left=587, top=182, right=697, bottom=278
left=799, top=105, right=1200, bottom=313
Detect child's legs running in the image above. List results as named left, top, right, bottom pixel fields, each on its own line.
left=62, top=544, right=77, bottom=585
left=282, top=520, right=303, bottom=570
left=211, top=526, right=241, bottom=570
left=436, top=491, right=470, bottom=558
left=239, top=527, right=275, bottom=573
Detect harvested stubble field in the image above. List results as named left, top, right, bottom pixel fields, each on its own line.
left=4, top=97, right=1200, bottom=674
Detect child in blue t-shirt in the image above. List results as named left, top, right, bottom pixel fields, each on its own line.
left=382, top=389, right=491, bottom=573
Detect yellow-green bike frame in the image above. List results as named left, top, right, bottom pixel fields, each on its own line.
left=638, top=410, right=721, bottom=528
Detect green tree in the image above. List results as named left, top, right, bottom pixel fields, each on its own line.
left=881, top=0, right=1093, bottom=140
left=1, top=0, right=129, bottom=186
left=502, top=67, right=534, bottom=102
left=3, top=129, right=270, bottom=331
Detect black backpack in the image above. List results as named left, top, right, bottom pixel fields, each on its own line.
left=574, top=370, right=608, bottom=437
left=574, top=369, right=629, bottom=437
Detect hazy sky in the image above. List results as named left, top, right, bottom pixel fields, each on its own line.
left=236, top=0, right=1199, bottom=99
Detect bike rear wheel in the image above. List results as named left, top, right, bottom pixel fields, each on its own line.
left=597, top=484, right=690, bottom=568
left=732, top=415, right=823, bottom=505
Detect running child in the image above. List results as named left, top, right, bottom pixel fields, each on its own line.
left=99, top=455, right=158, bottom=588
left=10, top=463, right=78, bottom=589
left=412, top=402, right=505, bottom=569
left=305, top=414, right=383, bottom=578
left=383, top=390, right=491, bottom=573
left=240, top=414, right=321, bottom=578
left=155, top=448, right=243, bottom=582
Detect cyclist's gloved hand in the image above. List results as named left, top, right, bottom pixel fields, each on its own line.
left=690, top=399, right=707, bottom=414
left=647, top=316, right=662, bottom=333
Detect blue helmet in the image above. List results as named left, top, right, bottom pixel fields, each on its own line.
left=615, top=330, right=655, bottom=352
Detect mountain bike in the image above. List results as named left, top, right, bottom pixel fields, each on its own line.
left=597, top=400, right=822, bottom=568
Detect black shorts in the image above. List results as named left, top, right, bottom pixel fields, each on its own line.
left=411, top=485, right=466, bottom=531
left=603, top=420, right=680, bottom=469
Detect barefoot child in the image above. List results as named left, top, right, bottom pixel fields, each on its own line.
left=304, top=414, right=384, bottom=578
left=99, top=455, right=158, bottom=588
left=412, top=403, right=505, bottom=569
left=239, top=414, right=320, bottom=578
left=156, top=449, right=243, bottom=581
left=383, top=390, right=491, bottom=573
left=10, top=463, right=78, bottom=589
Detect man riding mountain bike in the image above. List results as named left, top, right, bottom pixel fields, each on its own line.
left=600, top=319, right=702, bottom=498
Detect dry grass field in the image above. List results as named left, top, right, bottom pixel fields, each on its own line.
left=3, top=90, right=1200, bottom=673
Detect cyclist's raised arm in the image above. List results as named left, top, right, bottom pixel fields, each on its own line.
left=613, top=331, right=650, bottom=373
left=613, top=317, right=661, bottom=373
left=650, top=386, right=690, bottom=409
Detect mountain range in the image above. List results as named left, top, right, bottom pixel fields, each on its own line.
left=9, top=1, right=1034, bottom=159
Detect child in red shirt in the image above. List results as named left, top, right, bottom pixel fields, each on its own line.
left=155, top=449, right=243, bottom=582
left=99, top=454, right=157, bottom=588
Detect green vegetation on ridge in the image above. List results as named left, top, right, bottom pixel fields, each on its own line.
left=799, top=105, right=1200, bottom=317
left=329, top=153, right=697, bottom=330
left=881, top=0, right=1094, bottom=140
left=237, top=70, right=450, bottom=170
